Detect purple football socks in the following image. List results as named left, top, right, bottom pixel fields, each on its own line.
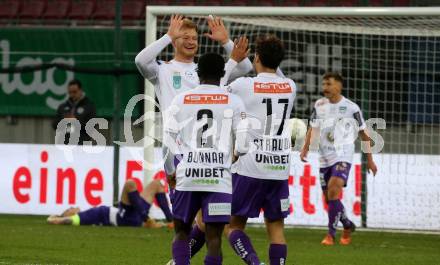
left=269, top=244, right=287, bottom=265
left=228, top=230, right=260, bottom=265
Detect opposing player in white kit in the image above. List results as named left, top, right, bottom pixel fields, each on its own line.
left=164, top=53, right=247, bottom=265
left=300, top=72, right=377, bottom=246
left=225, top=35, right=296, bottom=265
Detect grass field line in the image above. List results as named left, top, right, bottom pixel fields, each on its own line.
left=246, top=224, right=440, bottom=235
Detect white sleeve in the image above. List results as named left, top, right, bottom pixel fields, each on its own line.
left=220, top=58, right=238, bottom=86
left=134, top=34, right=172, bottom=84
left=163, top=100, right=181, bottom=174
left=353, top=105, right=366, bottom=131
left=226, top=77, right=245, bottom=95
left=222, top=40, right=253, bottom=83
left=232, top=97, right=248, bottom=156
left=309, top=104, right=320, bottom=128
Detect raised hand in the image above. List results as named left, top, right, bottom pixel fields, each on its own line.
left=300, top=146, right=309, bottom=162
left=167, top=14, right=185, bottom=41
left=230, top=36, right=250, bottom=63
left=368, top=159, right=378, bottom=176
left=204, top=15, right=229, bottom=45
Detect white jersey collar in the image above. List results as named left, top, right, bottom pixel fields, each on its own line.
left=256, top=72, right=279, bottom=78
left=195, top=84, right=222, bottom=90
left=170, top=59, right=196, bottom=67
left=329, top=96, right=346, bottom=105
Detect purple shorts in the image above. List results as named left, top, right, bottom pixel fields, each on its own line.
left=172, top=190, right=232, bottom=224
left=117, top=191, right=149, bottom=227
left=78, top=205, right=111, bottom=226
left=232, top=174, right=290, bottom=221
left=319, top=162, right=352, bottom=190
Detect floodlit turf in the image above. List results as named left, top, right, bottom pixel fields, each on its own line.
left=0, top=215, right=439, bottom=265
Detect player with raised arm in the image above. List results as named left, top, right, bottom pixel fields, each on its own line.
left=135, top=14, right=252, bottom=117
left=135, top=15, right=252, bottom=176
left=226, top=35, right=296, bottom=265
left=300, top=72, right=378, bottom=245
left=47, top=179, right=166, bottom=228
left=164, top=53, right=247, bottom=265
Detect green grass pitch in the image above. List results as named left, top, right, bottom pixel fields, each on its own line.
left=0, top=215, right=439, bottom=265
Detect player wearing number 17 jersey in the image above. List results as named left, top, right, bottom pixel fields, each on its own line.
left=226, top=35, right=296, bottom=265
left=164, top=53, right=247, bottom=265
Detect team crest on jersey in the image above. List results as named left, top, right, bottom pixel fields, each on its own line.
left=184, top=70, right=195, bottom=80
left=254, top=82, right=292, bottom=93
left=339, top=106, right=347, bottom=113
left=173, top=72, right=182, bottom=89
left=184, top=94, right=228, bottom=104
left=326, top=132, right=335, bottom=143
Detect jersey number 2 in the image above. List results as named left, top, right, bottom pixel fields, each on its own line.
left=196, top=109, right=213, bottom=148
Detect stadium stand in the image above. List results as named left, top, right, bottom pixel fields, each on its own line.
left=19, top=0, right=46, bottom=19
left=280, top=0, right=301, bottom=6
left=0, top=0, right=20, bottom=19
left=0, top=0, right=433, bottom=25
left=122, top=0, right=145, bottom=20
left=68, top=0, right=96, bottom=20
left=42, top=0, right=71, bottom=19
left=93, top=0, right=115, bottom=20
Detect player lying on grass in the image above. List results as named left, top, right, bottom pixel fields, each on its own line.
left=300, top=72, right=378, bottom=246
left=47, top=179, right=171, bottom=228
left=135, top=14, right=252, bottom=180
left=164, top=52, right=248, bottom=265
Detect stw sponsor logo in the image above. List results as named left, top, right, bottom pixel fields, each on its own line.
left=184, top=94, right=228, bottom=104
left=254, top=82, right=292, bottom=94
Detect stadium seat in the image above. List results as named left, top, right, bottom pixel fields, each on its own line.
left=122, top=0, right=144, bottom=20
left=200, top=0, right=223, bottom=5
left=308, top=0, right=329, bottom=6
left=176, top=0, right=196, bottom=5
left=368, top=0, right=384, bottom=6
left=392, top=0, right=410, bottom=6
left=146, top=0, right=171, bottom=5
left=227, top=0, right=249, bottom=6
left=19, top=0, right=46, bottom=19
left=254, top=0, right=275, bottom=6
left=339, top=0, right=355, bottom=6
left=42, top=0, right=70, bottom=19
left=69, top=0, right=95, bottom=20
left=0, top=0, right=20, bottom=19
left=280, top=0, right=300, bottom=6
left=93, top=0, right=115, bottom=20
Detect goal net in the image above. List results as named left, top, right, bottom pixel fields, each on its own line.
left=145, top=7, right=440, bottom=230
